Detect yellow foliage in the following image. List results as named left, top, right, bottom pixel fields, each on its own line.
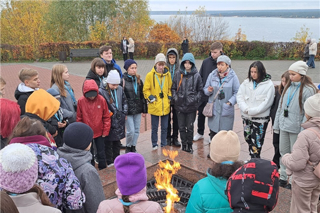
left=89, top=21, right=107, bottom=42
left=149, top=23, right=181, bottom=43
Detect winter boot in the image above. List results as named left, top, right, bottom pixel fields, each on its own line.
left=167, top=137, right=172, bottom=146
left=172, top=137, right=181, bottom=147
left=182, top=144, right=187, bottom=151
left=131, top=146, right=137, bottom=153
left=186, top=143, right=193, bottom=154
left=125, top=146, right=131, bottom=153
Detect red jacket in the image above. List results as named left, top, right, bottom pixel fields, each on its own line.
left=77, top=80, right=111, bottom=138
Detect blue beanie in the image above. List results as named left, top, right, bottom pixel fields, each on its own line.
left=123, top=59, right=137, bottom=71
left=63, top=122, right=93, bottom=150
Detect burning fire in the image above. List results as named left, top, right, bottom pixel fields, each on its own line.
left=154, top=149, right=181, bottom=213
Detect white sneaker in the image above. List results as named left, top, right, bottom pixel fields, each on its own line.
left=107, top=163, right=114, bottom=167
left=152, top=145, right=158, bottom=150
left=193, top=133, right=204, bottom=141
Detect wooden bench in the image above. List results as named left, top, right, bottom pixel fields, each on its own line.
left=69, top=49, right=100, bottom=62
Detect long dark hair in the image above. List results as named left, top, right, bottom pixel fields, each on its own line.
left=280, top=74, right=318, bottom=112
left=210, top=161, right=243, bottom=179
left=248, top=61, right=266, bottom=83
left=122, top=195, right=130, bottom=213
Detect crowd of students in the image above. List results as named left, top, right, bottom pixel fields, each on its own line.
left=0, top=41, right=320, bottom=213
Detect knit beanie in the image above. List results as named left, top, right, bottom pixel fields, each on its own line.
left=106, top=70, right=120, bottom=84
left=226, top=158, right=279, bottom=212
left=0, top=143, right=38, bottom=193
left=217, top=55, right=231, bottom=66
left=304, top=93, right=320, bottom=118
left=154, top=53, right=166, bottom=65
left=288, top=61, right=308, bottom=75
left=63, top=122, right=93, bottom=150
left=47, top=88, right=60, bottom=99
left=114, top=153, right=147, bottom=196
left=123, top=59, right=137, bottom=71
left=210, top=130, right=240, bottom=164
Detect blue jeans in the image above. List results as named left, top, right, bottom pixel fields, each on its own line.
left=125, top=114, right=142, bottom=147
left=151, top=114, right=169, bottom=147
left=307, top=55, right=315, bottom=68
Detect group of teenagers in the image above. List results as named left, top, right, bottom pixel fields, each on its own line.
left=0, top=41, right=320, bottom=213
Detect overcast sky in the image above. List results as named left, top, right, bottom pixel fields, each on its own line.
left=148, top=0, right=318, bottom=11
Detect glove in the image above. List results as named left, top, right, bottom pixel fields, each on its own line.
left=148, top=95, right=156, bottom=103
left=168, top=96, right=172, bottom=100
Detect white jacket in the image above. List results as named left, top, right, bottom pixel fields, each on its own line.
left=309, top=39, right=317, bottom=55
left=237, top=77, right=275, bottom=121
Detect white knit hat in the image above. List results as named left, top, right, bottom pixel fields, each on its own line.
left=217, top=55, right=231, bottom=66
left=288, top=61, right=308, bottom=76
left=106, top=70, right=120, bottom=84
left=155, top=53, right=166, bottom=65
left=304, top=93, right=320, bottom=118
left=210, top=130, right=240, bottom=164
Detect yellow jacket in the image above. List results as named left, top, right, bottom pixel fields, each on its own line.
left=143, top=66, right=172, bottom=116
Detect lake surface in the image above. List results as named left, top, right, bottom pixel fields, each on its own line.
left=150, top=15, right=320, bottom=42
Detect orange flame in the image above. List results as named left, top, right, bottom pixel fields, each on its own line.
left=154, top=149, right=181, bottom=213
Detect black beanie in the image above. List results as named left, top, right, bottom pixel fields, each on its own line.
left=63, top=122, right=93, bottom=150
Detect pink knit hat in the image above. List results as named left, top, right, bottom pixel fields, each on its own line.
left=0, top=143, right=38, bottom=193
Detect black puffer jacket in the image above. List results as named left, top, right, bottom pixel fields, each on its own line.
left=122, top=73, right=147, bottom=115
left=172, top=53, right=203, bottom=113
left=99, top=80, right=128, bottom=141
left=85, top=69, right=107, bottom=87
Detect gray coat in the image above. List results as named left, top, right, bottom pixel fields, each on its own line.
left=57, top=145, right=105, bottom=213
left=203, top=68, right=240, bottom=133
left=51, top=83, right=77, bottom=123
left=274, top=82, right=316, bottom=134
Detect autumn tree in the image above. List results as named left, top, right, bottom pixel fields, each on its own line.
left=167, top=8, right=192, bottom=40
left=233, top=27, right=247, bottom=41
left=149, top=23, right=181, bottom=43
left=292, top=24, right=312, bottom=43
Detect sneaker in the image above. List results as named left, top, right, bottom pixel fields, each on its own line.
left=152, top=145, right=158, bottom=150
left=193, top=133, right=204, bottom=141
left=120, top=143, right=126, bottom=149
left=279, top=179, right=288, bottom=188
left=107, top=163, right=114, bottom=167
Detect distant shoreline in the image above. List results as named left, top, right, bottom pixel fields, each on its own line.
left=150, top=9, right=320, bottom=19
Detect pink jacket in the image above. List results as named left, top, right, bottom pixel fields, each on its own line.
left=97, top=187, right=162, bottom=213
left=282, top=117, right=320, bottom=188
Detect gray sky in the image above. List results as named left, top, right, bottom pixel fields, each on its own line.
left=148, top=0, right=318, bottom=11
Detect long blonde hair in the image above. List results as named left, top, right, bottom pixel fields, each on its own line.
left=50, top=64, right=67, bottom=97
left=128, top=38, right=134, bottom=44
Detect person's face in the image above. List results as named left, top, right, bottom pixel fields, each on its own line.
left=184, top=61, right=192, bottom=72
left=85, top=142, right=92, bottom=151
left=217, top=62, right=228, bottom=73
left=95, top=66, right=105, bottom=76
left=87, top=96, right=95, bottom=100
left=281, top=77, right=287, bottom=87
left=62, top=67, right=69, bottom=81
left=289, top=70, right=302, bottom=82
left=156, top=62, right=165, bottom=73
left=250, top=67, right=259, bottom=81
left=168, top=54, right=176, bottom=65
left=0, top=84, right=5, bottom=97
left=211, top=49, right=222, bottom=60
left=127, top=64, right=137, bottom=76
left=108, top=84, right=119, bottom=90
left=123, top=37, right=126, bottom=40
left=100, top=49, right=112, bottom=62
left=25, top=75, right=40, bottom=89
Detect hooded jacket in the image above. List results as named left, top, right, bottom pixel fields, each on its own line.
left=143, top=66, right=172, bottom=116
left=123, top=73, right=147, bottom=115
left=186, top=170, right=232, bottom=213
left=57, top=144, right=105, bottom=213
left=171, top=53, right=203, bottom=113
left=26, top=143, right=85, bottom=211
left=99, top=80, right=128, bottom=141
left=102, top=58, right=123, bottom=78
left=77, top=80, right=111, bottom=138
left=237, top=74, right=275, bottom=121
left=166, top=48, right=180, bottom=81
left=85, top=68, right=107, bottom=88
left=14, top=83, right=37, bottom=115
left=282, top=117, right=320, bottom=188
left=309, top=39, right=317, bottom=55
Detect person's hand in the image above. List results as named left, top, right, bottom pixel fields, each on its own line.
left=52, top=131, right=58, bottom=137
left=226, top=102, right=232, bottom=106
left=102, top=135, right=106, bottom=137
left=142, top=113, right=146, bottom=117
left=148, top=95, right=156, bottom=103
left=208, top=86, right=213, bottom=92
left=58, top=121, right=67, bottom=128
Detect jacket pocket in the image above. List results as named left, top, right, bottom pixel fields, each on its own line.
left=221, top=103, right=234, bottom=117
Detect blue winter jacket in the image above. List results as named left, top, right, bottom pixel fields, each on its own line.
left=186, top=170, right=232, bottom=213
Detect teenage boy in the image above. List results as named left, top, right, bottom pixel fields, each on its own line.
left=99, top=45, right=123, bottom=78
left=120, top=37, right=129, bottom=62
left=15, top=68, right=40, bottom=115
left=166, top=48, right=181, bottom=147
left=194, top=42, right=223, bottom=141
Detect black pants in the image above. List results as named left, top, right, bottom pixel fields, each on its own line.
left=123, top=53, right=128, bottom=61
left=105, top=140, right=121, bottom=165
left=167, top=105, right=179, bottom=139
left=209, top=130, right=217, bottom=141
left=272, top=132, right=280, bottom=168
left=90, top=136, right=106, bottom=169
left=129, top=52, right=134, bottom=60
left=196, top=101, right=207, bottom=135
left=177, top=111, right=196, bottom=145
